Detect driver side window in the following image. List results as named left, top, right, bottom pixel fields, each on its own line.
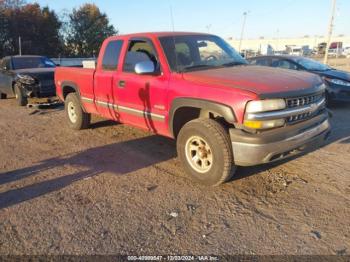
left=123, top=40, right=158, bottom=73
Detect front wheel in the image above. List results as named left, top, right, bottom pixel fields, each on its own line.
left=177, top=118, right=236, bottom=186
left=65, top=93, right=91, bottom=130
left=14, top=83, right=28, bottom=106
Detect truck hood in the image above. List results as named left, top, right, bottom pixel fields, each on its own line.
left=14, top=68, right=55, bottom=74
left=14, top=68, right=55, bottom=82
left=182, top=65, right=323, bottom=98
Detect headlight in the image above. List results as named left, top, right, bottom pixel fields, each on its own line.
left=245, top=99, right=286, bottom=113
left=327, top=78, right=350, bottom=87
left=17, top=74, right=36, bottom=85
left=244, top=99, right=286, bottom=130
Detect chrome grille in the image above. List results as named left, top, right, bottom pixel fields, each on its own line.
left=286, top=93, right=325, bottom=124
left=286, top=93, right=324, bottom=108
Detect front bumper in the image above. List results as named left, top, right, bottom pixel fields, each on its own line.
left=230, top=112, right=331, bottom=166
left=22, top=84, right=56, bottom=98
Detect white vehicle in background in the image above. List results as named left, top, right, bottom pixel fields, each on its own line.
left=259, top=44, right=274, bottom=55
left=328, top=48, right=343, bottom=57
left=343, top=46, right=350, bottom=57
left=286, top=45, right=302, bottom=56
left=286, top=45, right=312, bottom=56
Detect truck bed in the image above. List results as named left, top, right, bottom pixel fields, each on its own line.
left=55, top=67, right=95, bottom=101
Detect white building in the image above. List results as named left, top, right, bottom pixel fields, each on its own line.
left=227, top=36, right=350, bottom=52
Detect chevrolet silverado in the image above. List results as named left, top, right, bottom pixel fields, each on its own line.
left=55, top=32, right=331, bottom=186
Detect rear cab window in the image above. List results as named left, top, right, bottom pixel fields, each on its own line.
left=102, top=40, right=124, bottom=71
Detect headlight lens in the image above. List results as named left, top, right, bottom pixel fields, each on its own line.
left=245, top=99, right=286, bottom=113
left=328, top=78, right=350, bottom=87
left=244, top=99, right=287, bottom=130
left=17, top=74, right=35, bottom=85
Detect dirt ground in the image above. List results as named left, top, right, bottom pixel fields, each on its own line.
left=0, top=98, right=349, bottom=256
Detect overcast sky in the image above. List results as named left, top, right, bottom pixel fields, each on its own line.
left=32, top=0, right=350, bottom=39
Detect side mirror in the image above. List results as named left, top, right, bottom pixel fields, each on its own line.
left=2, top=66, right=7, bottom=71
left=135, top=61, right=156, bottom=75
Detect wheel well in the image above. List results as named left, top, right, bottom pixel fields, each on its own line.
left=62, top=86, right=76, bottom=99
left=12, top=81, right=16, bottom=92
left=172, top=107, right=232, bottom=138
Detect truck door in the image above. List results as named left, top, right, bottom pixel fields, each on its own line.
left=93, top=40, right=124, bottom=120
left=113, top=38, right=168, bottom=134
left=0, top=58, right=14, bottom=96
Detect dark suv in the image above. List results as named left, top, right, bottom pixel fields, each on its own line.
left=0, top=55, right=56, bottom=106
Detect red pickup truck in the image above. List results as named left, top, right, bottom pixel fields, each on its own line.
left=55, top=32, right=330, bottom=186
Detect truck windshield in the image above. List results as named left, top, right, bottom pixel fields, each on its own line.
left=159, top=35, right=247, bottom=72
left=12, top=57, right=56, bottom=70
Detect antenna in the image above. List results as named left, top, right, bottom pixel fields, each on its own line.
left=169, top=3, right=179, bottom=72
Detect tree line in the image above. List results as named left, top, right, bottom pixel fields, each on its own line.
left=0, top=0, right=117, bottom=58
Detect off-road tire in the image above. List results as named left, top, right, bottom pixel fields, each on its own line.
left=0, top=93, right=7, bottom=99
left=14, top=82, right=28, bottom=106
left=177, top=118, right=236, bottom=186
left=65, top=93, right=91, bottom=130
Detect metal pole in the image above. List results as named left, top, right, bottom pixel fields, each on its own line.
left=324, top=0, right=337, bottom=64
left=276, top=29, right=280, bottom=53
left=19, top=36, right=22, bottom=56
left=206, top=24, right=212, bottom=33
left=238, top=12, right=248, bottom=53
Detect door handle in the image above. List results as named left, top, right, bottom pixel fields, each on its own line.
left=118, top=80, right=126, bottom=88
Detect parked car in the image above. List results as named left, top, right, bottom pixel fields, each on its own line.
left=247, top=55, right=350, bottom=104
left=0, top=55, right=56, bottom=106
left=343, top=46, right=350, bottom=56
left=55, top=32, right=330, bottom=186
left=328, top=48, right=343, bottom=57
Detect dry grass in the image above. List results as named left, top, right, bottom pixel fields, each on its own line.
left=314, top=57, right=350, bottom=72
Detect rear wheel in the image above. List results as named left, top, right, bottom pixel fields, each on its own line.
left=14, top=82, right=28, bottom=106
left=0, top=93, right=7, bottom=99
left=177, top=118, right=236, bottom=186
left=65, top=93, right=91, bottom=130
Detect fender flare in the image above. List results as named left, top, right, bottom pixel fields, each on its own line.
left=61, top=81, right=81, bottom=99
left=61, top=81, right=87, bottom=111
left=169, top=97, right=237, bottom=137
